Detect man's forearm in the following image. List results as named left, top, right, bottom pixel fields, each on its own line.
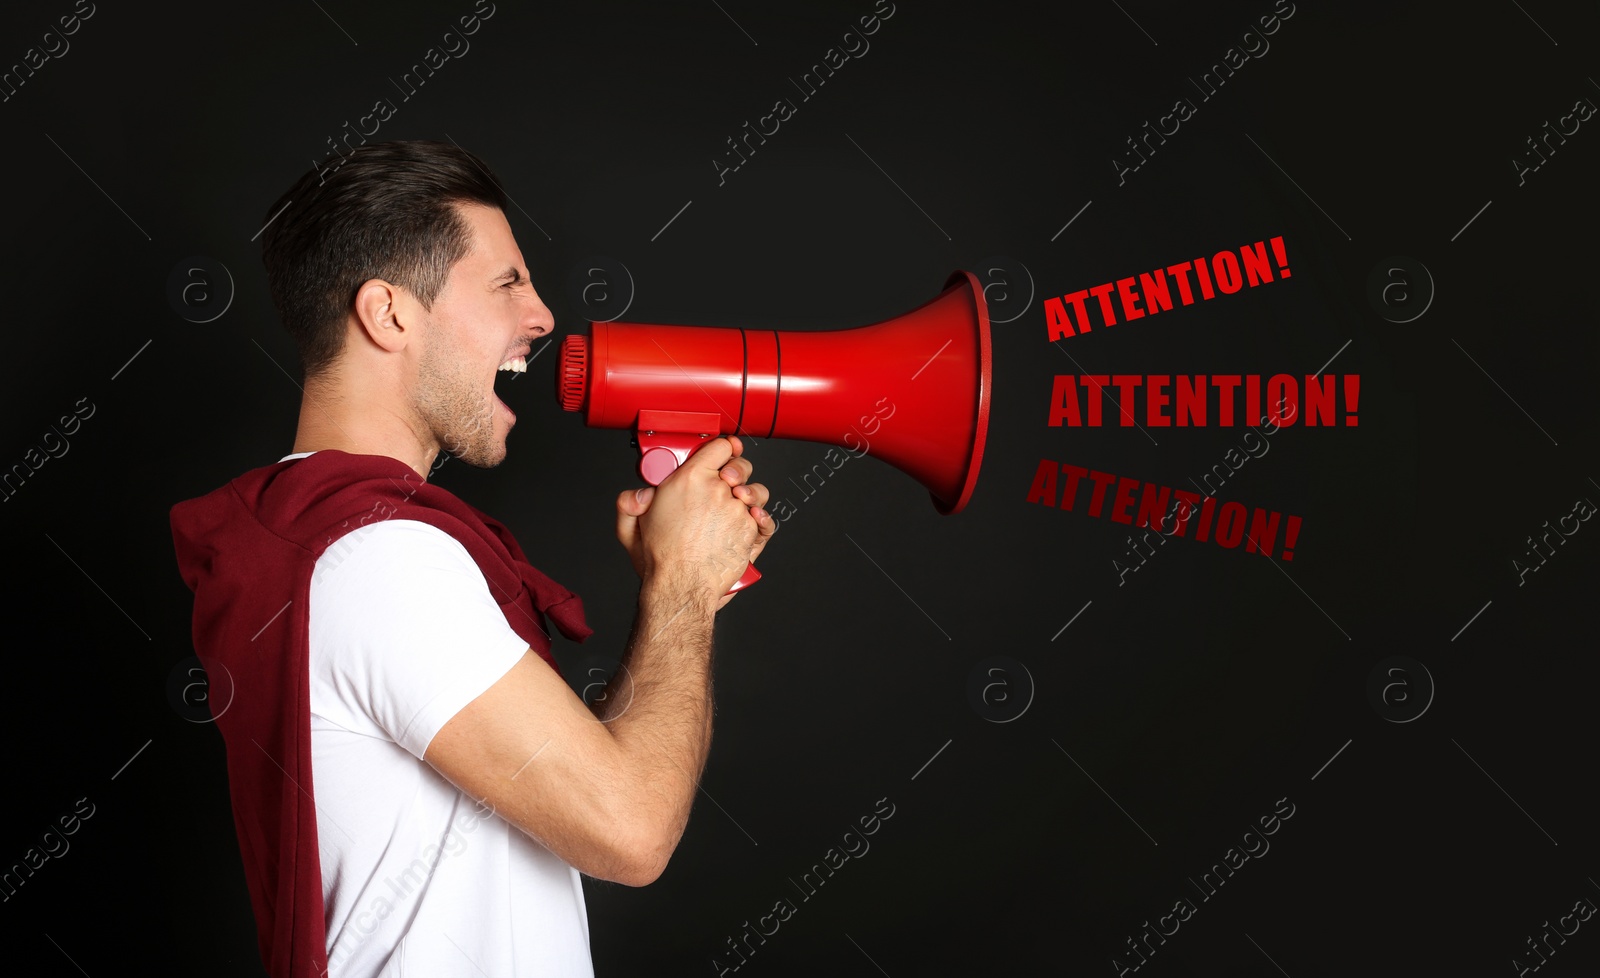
left=594, top=575, right=721, bottom=863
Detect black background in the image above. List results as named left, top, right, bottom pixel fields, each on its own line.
left=2, top=0, right=1598, bottom=974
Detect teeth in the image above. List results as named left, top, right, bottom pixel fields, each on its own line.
left=498, top=355, right=527, bottom=373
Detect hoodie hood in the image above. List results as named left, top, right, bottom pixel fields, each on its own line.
left=169, top=450, right=589, bottom=977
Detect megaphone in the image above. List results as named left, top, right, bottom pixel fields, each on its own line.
left=557, top=270, right=993, bottom=593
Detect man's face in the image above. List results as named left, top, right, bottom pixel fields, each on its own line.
left=412, top=203, right=553, bottom=468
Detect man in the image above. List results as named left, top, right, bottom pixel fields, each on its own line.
left=170, top=139, right=775, bottom=977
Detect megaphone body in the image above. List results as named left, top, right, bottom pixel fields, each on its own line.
left=558, top=271, right=993, bottom=592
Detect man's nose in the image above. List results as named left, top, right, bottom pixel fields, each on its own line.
left=524, top=291, right=555, bottom=338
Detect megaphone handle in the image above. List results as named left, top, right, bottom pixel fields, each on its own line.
left=727, top=562, right=762, bottom=593
left=635, top=426, right=763, bottom=598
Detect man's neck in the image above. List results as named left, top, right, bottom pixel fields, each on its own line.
left=291, top=377, right=437, bottom=480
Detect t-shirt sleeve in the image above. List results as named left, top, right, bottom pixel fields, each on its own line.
left=307, top=519, right=533, bottom=759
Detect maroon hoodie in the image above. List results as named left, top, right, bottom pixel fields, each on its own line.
left=169, top=450, right=592, bottom=977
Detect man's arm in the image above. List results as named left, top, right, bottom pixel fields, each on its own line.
left=423, top=436, right=772, bottom=886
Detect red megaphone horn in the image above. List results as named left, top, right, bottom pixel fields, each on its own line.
left=557, top=271, right=993, bottom=593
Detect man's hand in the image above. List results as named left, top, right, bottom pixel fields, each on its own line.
left=428, top=446, right=773, bottom=887
left=615, top=435, right=776, bottom=605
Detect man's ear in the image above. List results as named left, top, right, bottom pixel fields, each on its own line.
left=352, top=278, right=411, bottom=353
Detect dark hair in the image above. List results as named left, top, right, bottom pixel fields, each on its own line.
left=259, top=139, right=508, bottom=379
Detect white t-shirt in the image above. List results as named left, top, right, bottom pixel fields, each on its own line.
left=281, top=452, right=594, bottom=977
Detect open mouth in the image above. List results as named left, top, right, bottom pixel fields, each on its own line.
left=494, top=354, right=528, bottom=418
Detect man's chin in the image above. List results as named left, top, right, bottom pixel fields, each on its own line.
left=462, top=436, right=511, bottom=469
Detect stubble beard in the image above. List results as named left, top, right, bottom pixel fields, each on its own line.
left=415, top=328, right=507, bottom=469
